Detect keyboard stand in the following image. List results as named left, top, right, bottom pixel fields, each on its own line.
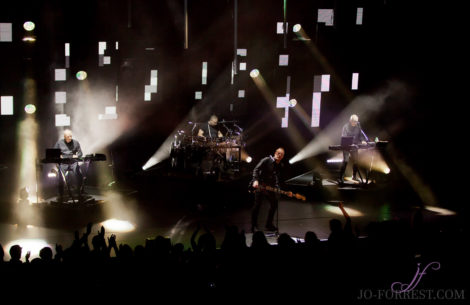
left=57, top=163, right=76, bottom=204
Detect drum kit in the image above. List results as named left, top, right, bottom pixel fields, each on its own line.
left=170, top=120, right=245, bottom=174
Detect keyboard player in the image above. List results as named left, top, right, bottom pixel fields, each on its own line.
left=339, top=114, right=369, bottom=183
left=54, top=129, right=83, bottom=202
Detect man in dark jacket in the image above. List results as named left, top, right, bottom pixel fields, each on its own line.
left=251, top=147, right=285, bottom=232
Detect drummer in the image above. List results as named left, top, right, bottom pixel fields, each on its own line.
left=197, top=114, right=223, bottom=140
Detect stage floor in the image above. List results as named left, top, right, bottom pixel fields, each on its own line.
left=0, top=175, right=462, bottom=260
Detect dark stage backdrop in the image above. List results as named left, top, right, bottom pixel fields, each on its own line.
left=0, top=0, right=460, bottom=205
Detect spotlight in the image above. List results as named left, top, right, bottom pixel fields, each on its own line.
left=23, top=21, right=35, bottom=31
left=100, top=219, right=135, bottom=233
left=289, top=99, right=297, bottom=107
left=246, top=156, right=252, bottom=163
left=293, top=24, right=302, bottom=32
left=24, top=104, right=36, bottom=114
left=383, top=167, right=390, bottom=174
left=324, top=204, right=364, bottom=217
left=250, top=69, right=259, bottom=78
left=76, top=71, right=87, bottom=80
left=4, top=239, right=50, bottom=260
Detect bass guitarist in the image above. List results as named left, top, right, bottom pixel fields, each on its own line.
left=250, top=147, right=287, bottom=233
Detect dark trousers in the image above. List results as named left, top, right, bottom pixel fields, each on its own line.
left=251, top=191, right=278, bottom=227
left=58, top=163, right=83, bottom=198
left=340, top=150, right=359, bottom=179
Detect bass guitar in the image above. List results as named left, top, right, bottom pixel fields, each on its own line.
left=249, top=183, right=306, bottom=201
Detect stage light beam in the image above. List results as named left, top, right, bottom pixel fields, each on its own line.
left=142, top=136, right=174, bottom=170
left=424, top=206, right=456, bottom=216
left=16, top=78, right=40, bottom=215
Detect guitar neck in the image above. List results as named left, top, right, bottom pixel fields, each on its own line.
left=262, top=185, right=287, bottom=195
left=256, top=184, right=306, bottom=201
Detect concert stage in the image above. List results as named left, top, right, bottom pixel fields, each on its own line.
left=0, top=167, right=463, bottom=260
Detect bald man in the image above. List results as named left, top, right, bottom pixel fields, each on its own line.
left=251, top=147, right=285, bottom=232
left=339, top=115, right=368, bottom=182
left=54, top=129, right=83, bottom=202
left=197, top=114, right=223, bottom=139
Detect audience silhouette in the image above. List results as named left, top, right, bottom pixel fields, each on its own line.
left=0, top=209, right=466, bottom=302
